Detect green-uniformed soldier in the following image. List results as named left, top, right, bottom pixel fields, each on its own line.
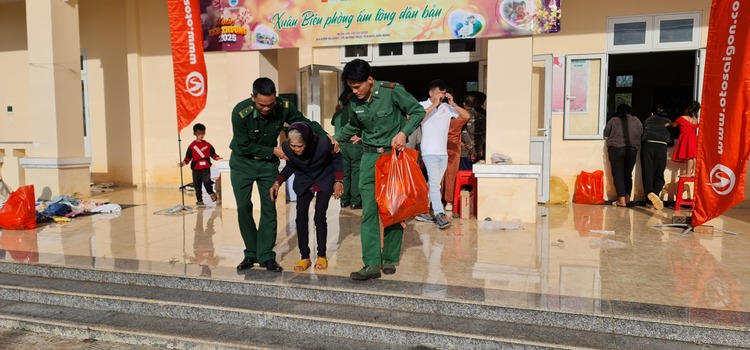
left=331, top=90, right=363, bottom=209
left=334, top=59, right=426, bottom=280
left=231, top=77, right=332, bottom=272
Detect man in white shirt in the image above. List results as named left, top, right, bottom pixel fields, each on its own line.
left=415, top=80, right=460, bottom=229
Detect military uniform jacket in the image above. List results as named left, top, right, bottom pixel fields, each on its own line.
left=229, top=97, right=326, bottom=161
left=334, top=81, right=425, bottom=148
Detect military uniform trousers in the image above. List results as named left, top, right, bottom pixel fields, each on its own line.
left=230, top=155, right=279, bottom=263
left=341, top=142, right=363, bottom=206
left=359, top=151, right=403, bottom=267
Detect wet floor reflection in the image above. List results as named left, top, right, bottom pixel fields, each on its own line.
left=0, top=187, right=749, bottom=314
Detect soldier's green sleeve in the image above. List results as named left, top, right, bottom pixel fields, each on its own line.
left=231, top=107, right=275, bottom=159
left=334, top=105, right=363, bottom=142
left=392, top=85, right=425, bottom=137
left=285, top=103, right=328, bottom=136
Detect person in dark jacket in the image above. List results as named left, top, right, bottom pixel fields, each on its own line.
left=640, top=107, right=672, bottom=210
left=270, top=122, right=344, bottom=272
left=604, top=104, right=643, bottom=207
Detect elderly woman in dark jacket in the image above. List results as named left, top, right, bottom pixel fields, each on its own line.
left=270, top=122, right=344, bottom=272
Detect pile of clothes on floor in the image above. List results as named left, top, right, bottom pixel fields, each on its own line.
left=34, top=195, right=123, bottom=224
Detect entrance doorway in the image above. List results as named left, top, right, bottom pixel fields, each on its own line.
left=607, top=51, right=696, bottom=122
left=373, top=62, right=479, bottom=101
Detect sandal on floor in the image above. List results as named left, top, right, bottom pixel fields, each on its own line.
left=294, top=259, right=311, bottom=272
left=314, top=257, right=328, bottom=270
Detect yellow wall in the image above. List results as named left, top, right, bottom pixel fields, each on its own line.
left=532, top=0, right=710, bottom=56
left=0, top=1, right=32, bottom=143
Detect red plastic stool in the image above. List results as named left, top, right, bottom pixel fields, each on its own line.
left=675, top=176, right=695, bottom=209
left=453, top=170, right=478, bottom=217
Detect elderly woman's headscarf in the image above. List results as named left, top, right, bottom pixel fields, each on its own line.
left=287, top=122, right=318, bottom=157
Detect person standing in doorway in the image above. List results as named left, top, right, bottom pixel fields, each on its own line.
left=230, top=77, right=334, bottom=273
left=472, top=92, right=487, bottom=163
left=604, top=104, right=643, bottom=207
left=332, top=90, right=363, bottom=210
left=671, top=101, right=700, bottom=177
left=334, top=59, right=425, bottom=281
left=460, top=94, right=481, bottom=169
left=640, top=106, right=671, bottom=210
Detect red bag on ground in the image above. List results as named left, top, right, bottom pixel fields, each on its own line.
left=573, top=170, right=605, bottom=205
left=375, top=148, right=429, bottom=227
left=0, top=185, right=37, bottom=230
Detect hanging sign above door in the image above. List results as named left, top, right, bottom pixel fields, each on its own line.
left=199, top=0, right=561, bottom=51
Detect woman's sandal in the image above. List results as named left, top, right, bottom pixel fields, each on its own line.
left=314, top=257, right=328, bottom=270
left=294, top=259, right=311, bottom=272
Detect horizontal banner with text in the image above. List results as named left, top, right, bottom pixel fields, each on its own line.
left=199, top=0, right=561, bottom=51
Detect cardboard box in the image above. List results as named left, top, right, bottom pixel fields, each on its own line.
left=460, top=189, right=474, bottom=219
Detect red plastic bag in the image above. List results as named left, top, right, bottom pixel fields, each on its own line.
left=375, top=148, right=429, bottom=227
left=0, top=185, right=37, bottom=230
left=573, top=170, right=605, bottom=205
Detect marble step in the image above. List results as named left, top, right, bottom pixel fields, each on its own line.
left=0, top=261, right=748, bottom=349
left=0, top=273, right=599, bottom=350
left=0, top=299, right=412, bottom=350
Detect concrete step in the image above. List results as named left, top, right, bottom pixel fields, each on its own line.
left=0, top=261, right=747, bottom=349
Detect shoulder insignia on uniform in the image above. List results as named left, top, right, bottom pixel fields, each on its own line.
left=380, top=82, right=397, bottom=89
left=239, top=105, right=254, bottom=119
left=284, top=101, right=289, bottom=108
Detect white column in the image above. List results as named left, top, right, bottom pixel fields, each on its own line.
left=476, top=37, right=537, bottom=223
left=22, top=0, right=90, bottom=198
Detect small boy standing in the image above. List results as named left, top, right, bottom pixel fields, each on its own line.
left=179, top=123, right=222, bottom=206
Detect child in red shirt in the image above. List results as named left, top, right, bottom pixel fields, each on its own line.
left=179, top=123, right=222, bottom=206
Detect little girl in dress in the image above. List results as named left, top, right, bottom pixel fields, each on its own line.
left=671, top=101, right=701, bottom=177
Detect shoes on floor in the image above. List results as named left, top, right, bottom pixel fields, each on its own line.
left=350, top=204, right=362, bottom=210
left=196, top=201, right=205, bottom=207
left=259, top=259, right=283, bottom=272
left=294, top=259, right=311, bottom=272
left=435, top=213, right=451, bottom=229
left=342, top=201, right=351, bottom=208
left=382, top=260, right=396, bottom=275
left=648, top=192, right=664, bottom=210
left=350, top=265, right=381, bottom=280
left=210, top=193, right=218, bottom=202
left=314, top=257, right=328, bottom=270
left=236, top=257, right=257, bottom=270
left=445, top=203, right=453, bottom=211
left=415, top=214, right=436, bottom=223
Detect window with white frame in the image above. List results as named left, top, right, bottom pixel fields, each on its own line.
left=607, top=12, right=701, bottom=52
left=340, top=39, right=481, bottom=66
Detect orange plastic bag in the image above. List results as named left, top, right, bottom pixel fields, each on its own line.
left=573, top=170, right=605, bottom=205
left=375, top=148, right=429, bottom=227
left=0, top=185, right=37, bottom=230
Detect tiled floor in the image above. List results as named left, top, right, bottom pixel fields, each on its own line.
left=1, top=187, right=749, bottom=315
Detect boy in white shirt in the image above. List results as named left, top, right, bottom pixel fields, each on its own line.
left=415, top=80, right=464, bottom=229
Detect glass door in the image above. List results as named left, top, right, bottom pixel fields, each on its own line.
left=296, top=65, right=342, bottom=135
left=531, top=55, right=553, bottom=202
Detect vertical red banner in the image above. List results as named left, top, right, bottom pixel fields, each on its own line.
left=694, top=0, right=750, bottom=226
left=168, top=0, right=208, bottom=132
